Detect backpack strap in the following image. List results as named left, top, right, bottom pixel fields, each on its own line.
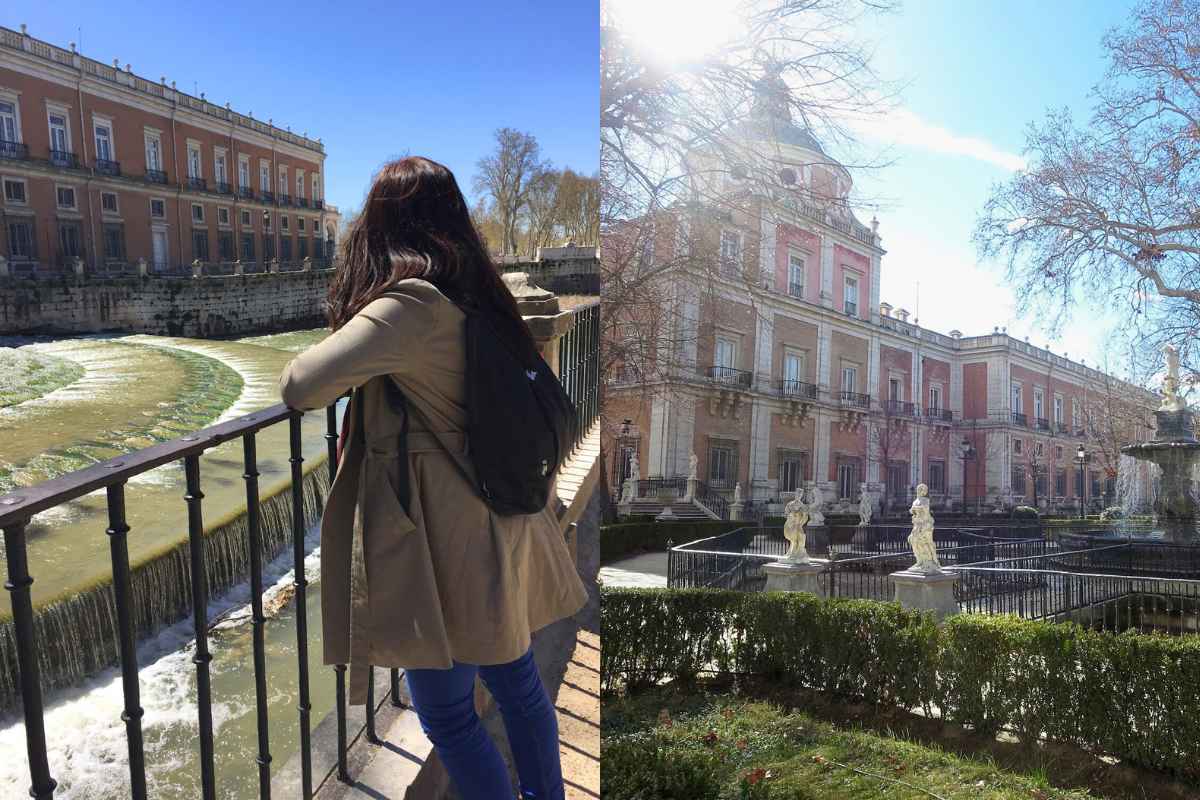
left=386, top=376, right=484, bottom=503
left=357, top=380, right=412, bottom=510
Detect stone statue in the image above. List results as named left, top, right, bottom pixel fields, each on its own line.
left=620, top=476, right=635, bottom=504
left=805, top=482, right=825, bottom=527
left=1161, top=344, right=1188, bottom=412
left=688, top=452, right=698, bottom=481
left=733, top=482, right=743, bottom=505
left=907, top=483, right=943, bottom=574
left=857, top=485, right=873, bottom=527
left=629, top=452, right=640, bottom=483
left=782, top=490, right=811, bottom=563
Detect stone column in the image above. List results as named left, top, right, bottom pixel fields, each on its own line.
left=504, top=272, right=574, bottom=373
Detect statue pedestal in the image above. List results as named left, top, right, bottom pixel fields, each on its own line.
left=891, top=569, right=959, bottom=620
left=730, top=501, right=745, bottom=521
left=764, top=559, right=827, bottom=597
left=656, top=507, right=678, bottom=522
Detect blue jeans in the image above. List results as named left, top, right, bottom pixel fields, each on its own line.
left=405, top=647, right=564, bottom=800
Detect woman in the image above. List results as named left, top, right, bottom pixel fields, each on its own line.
left=279, top=156, right=588, bottom=800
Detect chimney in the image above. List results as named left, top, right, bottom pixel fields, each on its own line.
left=879, top=302, right=892, bottom=318
left=896, top=308, right=910, bottom=322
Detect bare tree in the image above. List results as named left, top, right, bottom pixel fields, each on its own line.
left=555, top=169, right=601, bottom=245
left=1084, top=363, right=1157, bottom=490
left=867, top=409, right=912, bottom=513
left=975, top=0, right=1200, bottom=378
left=523, top=169, right=562, bottom=254
left=474, top=128, right=550, bottom=255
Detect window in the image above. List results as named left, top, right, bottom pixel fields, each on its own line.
left=260, top=162, right=270, bottom=191
left=102, top=223, right=125, bottom=260
left=928, top=460, right=946, bottom=493
left=192, top=229, right=209, bottom=261
left=1011, top=383, right=1022, bottom=413
left=1054, top=396, right=1064, bottom=425
left=6, top=219, right=35, bottom=259
left=281, top=215, right=289, bottom=232
left=93, top=120, right=113, bottom=162
left=1013, top=439, right=1023, bottom=454
left=1055, top=445, right=1064, bottom=460
left=57, top=221, right=82, bottom=262
left=837, top=458, right=860, bottom=500
left=713, top=335, right=736, bottom=370
left=240, top=233, right=255, bottom=262
left=784, top=351, right=804, bottom=384
left=217, top=207, right=230, bottom=226
left=218, top=231, right=234, bottom=261
left=238, top=157, right=250, bottom=189
left=312, top=173, right=319, bottom=200
left=4, top=178, right=27, bottom=204
left=187, top=144, right=201, bottom=179
left=841, top=365, right=857, bottom=394
left=240, top=209, right=251, bottom=226
left=298, top=237, right=308, bottom=259
left=719, top=230, right=742, bottom=276
left=279, top=166, right=288, bottom=196
left=889, top=377, right=902, bottom=402
left=48, top=111, right=70, bottom=156
left=1035, top=468, right=1048, bottom=498
left=707, top=442, right=737, bottom=489
left=887, top=461, right=908, bottom=501
left=101, top=192, right=118, bottom=213
left=1072, top=399, right=1081, bottom=429
left=55, top=186, right=76, bottom=210
left=296, top=171, right=304, bottom=199
left=1034, top=388, right=1044, bottom=420
left=778, top=450, right=809, bottom=494
left=843, top=274, right=859, bottom=317
left=144, top=132, right=162, bottom=172
left=1035, top=441, right=1044, bottom=457
left=280, top=237, right=292, bottom=261
left=150, top=198, right=165, bottom=218
left=214, top=150, right=227, bottom=185
left=1011, top=465, right=1026, bottom=495
left=0, top=99, right=19, bottom=143
left=929, top=385, right=942, bottom=411
left=788, top=251, right=804, bottom=298
left=1055, top=469, right=1067, bottom=497
left=191, top=204, right=205, bottom=223
left=297, top=217, right=306, bottom=232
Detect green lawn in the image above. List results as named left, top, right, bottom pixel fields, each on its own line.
left=603, top=687, right=1095, bottom=800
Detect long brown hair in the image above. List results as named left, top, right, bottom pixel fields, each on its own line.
left=327, top=156, right=537, bottom=363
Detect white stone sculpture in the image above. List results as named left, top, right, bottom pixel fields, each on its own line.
left=805, top=482, right=825, bottom=527
left=907, top=483, right=943, bottom=574
left=629, top=452, right=640, bottom=484
left=857, top=485, right=873, bottom=527
left=782, top=490, right=811, bottom=563
left=1161, top=344, right=1188, bottom=412
left=733, top=482, right=742, bottom=505
left=688, top=452, right=698, bottom=481
left=620, top=476, right=635, bottom=504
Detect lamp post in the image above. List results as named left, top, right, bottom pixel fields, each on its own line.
left=1076, top=443, right=1087, bottom=520
left=959, top=436, right=975, bottom=517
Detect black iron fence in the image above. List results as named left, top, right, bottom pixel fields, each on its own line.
left=705, top=365, right=753, bottom=389
left=0, top=303, right=599, bottom=800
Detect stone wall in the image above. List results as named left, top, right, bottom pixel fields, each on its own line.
left=498, top=247, right=600, bottom=296
left=0, top=269, right=334, bottom=337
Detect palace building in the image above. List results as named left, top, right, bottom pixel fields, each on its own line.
left=604, top=74, right=1157, bottom=518
left=0, top=24, right=338, bottom=276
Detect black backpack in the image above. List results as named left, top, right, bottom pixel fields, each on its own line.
left=388, top=308, right=577, bottom=516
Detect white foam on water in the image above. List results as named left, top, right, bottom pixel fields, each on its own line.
left=0, top=525, right=322, bottom=798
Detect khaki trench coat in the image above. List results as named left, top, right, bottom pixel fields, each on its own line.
left=278, top=278, right=588, bottom=704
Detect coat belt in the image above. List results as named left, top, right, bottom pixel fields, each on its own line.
left=364, top=431, right=467, bottom=456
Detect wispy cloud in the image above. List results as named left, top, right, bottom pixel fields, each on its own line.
left=852, top=108, right=1026, bottom=172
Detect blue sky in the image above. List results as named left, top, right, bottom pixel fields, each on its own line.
left=850, top=0, right=1136, bottom=371
left=5, top=0, right=599, bottom=215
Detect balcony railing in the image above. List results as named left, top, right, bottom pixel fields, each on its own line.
left=0, top=299, right=598, bottom=800
left=706, top=365, right=753, bottom=389
left=1035, top=417, right=1050, bottom=431
left=187, top=176, right=207, bottom=191
left=839, top=390, right=871, bottom=409
left=145, top=169, right=168, bottom=184
left=844, top=302, right=858, bottom=318
left=239, top=186, right=254, bottom=200
left=925, top=407, right=954, bottom=423
left=95, top=159, right=121, bottom=176
left=49, top=149, right=78, bottom=168
left=787, top=282, right=804, bottom=299
left=297, top=197, right=309, bottom=208
left=0, top=140, right=29, bottom=159
left=778, top=379, right=817, bottom=400
left=216, top=181, right=232, bottom=195
left=279, top=194, right=292, bottom=206
left=261, top=190, right=275, bottom=203
left=885, top=399, right=916, bottom=416
left=1011, top=412, right=1027, bottom=426
left=314, top=200, right=324, bottom=210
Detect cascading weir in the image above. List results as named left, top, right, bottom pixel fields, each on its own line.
left=0, top=460, right=330, bottom=713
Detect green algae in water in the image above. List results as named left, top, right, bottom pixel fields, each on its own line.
left=0, top=349, right=86, bottom=407
left=235, top=328, right=329, bottom=353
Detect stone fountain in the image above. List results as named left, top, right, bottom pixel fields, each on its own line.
left=1118, top=344, right=1200, bottom=543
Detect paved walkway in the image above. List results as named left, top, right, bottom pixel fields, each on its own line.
left=599, top=552, right=668, bottom=588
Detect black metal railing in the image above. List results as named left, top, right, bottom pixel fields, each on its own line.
left=787, top=282, right=803, bottom=298
left=187, top=176, right=207, bottom=191
left=694, top=481, right=730, bottom=520
left=279, top=194, right=292, bottom=206
left=0, top=140, right=29, bottom=159
left=314, top=200, right=324, bottom=210
left=239, top=186, right=255, bottom=200
left=925, top=407, right=953, bottom=423
left=886, top=399, right=915, bottom=416
left=216, top=182, right=232, bottom=195
left=49, top=149, right=78, bottom=168
left=839, top=390, right=870, bottom=409
left=95, top=159, right=121, bottom=176
left=0, top=302, right=599, bottom=799
left=297, top=197, right=309, bottom=208
left=1011, top=411, right=1027, bottom=426
left=261, top=190, right=275, bottom=203
left=145, top=169, right=168, bottom=184
left=706, top=365, right=753, bottom=389
left=631, top=477, right=689, bottom=501
left=778, top=379, right=817, bottom=400
left=1036, top=417, right=1050, bottom=431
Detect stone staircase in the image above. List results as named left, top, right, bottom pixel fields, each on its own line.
left=624, top=499, right=719, bottom=520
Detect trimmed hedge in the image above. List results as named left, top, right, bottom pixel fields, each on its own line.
left=601, top=587, right=1200, bottom=780
left=600, top=520, right=746, bottom=563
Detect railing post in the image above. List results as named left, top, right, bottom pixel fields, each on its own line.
left=243, top=434, right=273, bottom=799
left=106, top=483, right=147, bottom=800
left=288, top=414, right=314, bottom=798
left=183, top=453, right=217, bottom=800
left=2, top=519, right=57, bottom=800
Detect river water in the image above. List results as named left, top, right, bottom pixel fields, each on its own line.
left=0, top=328, right=341, bottom=797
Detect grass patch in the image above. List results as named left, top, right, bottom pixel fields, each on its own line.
left=603, top=686, right=1095, bottom=800
left=0, top=348, right=85, bottom=407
